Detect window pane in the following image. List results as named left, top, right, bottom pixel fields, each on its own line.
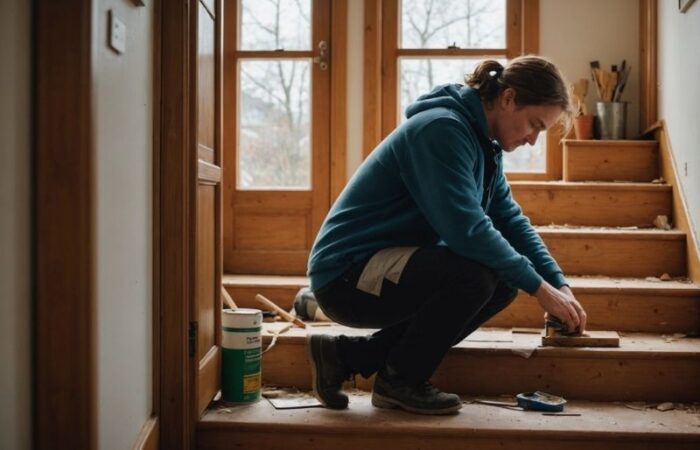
left=239, top=0, right=311, bottom=50
left=399, top=57, right=545, bottom=173
left=400, top=0, right=506, bottom=49
left=399, top=57, right=502, bottom=120
left=238, top=60, right=311, bottom=189
left=503, top=134, right=546, bottom=172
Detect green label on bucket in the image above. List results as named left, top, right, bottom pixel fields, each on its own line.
left=222, top=346, right=261, bottom=403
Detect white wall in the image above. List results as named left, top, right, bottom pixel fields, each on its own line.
left=658, top=1, right=700, bottom=243
left=540, top=0, right=640, bottom=137
left=94, top=1, right=154, bottom=449
left=0, top=0, right=32, bottom=449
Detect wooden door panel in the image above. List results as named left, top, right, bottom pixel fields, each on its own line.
left=193, top=0, right=222, bottom=420
left=197, top=185, right=216, bottom=357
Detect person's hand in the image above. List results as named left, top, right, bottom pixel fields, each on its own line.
left=534, top=281, right=587, bottom=333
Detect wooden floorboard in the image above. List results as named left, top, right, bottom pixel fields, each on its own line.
left=198, top=393, right=700, bottom=450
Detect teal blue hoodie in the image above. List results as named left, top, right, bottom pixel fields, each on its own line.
left=308, top=84, right=566, bottom=294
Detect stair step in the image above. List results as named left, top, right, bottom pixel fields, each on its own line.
left=538, top=227, right=687, bottom=278
left=563, top=139, right=659, bottom=182
left=260, top=325, right=700, bottom=402
left=488, top=276, right=700, bottom=333
left=198, top=394, right=700, bottom=450
left=511, top=181, right=671, bottom=227
left=224, top=275, right=700, bottom=334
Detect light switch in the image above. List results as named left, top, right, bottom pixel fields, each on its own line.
left=109, top=10, right=126, bottom=54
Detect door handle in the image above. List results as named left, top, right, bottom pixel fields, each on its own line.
left=313, top=40, right=329, bottom=71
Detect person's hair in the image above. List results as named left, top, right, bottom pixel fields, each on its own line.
left=465, top=55, right=573, bottom=130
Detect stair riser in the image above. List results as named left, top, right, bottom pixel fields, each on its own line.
left=227, top=287, right=700, bottom=333
left=542, top=234, right=687, bottom=277
left=513, top=187, right=671, bottom=227
left=487, top=292, right=700, bottom=334
left=262, top=343, right=700, bottom=402
left=198, top=429, right=699, bottom=450
left=563, top=142, right=659, bottom=182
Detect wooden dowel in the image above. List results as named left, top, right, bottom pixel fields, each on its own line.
left=221, top=287, right=237, bottom=310
left=255, top=294, right=306, bottom=328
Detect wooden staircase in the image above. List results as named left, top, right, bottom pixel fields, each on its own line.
left=201, top=139, right=700, bottom=449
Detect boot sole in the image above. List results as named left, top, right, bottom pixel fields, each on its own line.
left=371, top=391, right=462, bottom=416
left=306, top=335, right=348, bottom=409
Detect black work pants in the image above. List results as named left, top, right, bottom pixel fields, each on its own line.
left=314, top=246, right=518, bottom=384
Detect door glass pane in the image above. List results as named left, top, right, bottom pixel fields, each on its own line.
left=239, top=0, right=311, bottom=50
left=399, top=57, right=545, bottom=173
left=400, top=0, right=506, bottom=49
left=238, top=59, right=311, bottom=189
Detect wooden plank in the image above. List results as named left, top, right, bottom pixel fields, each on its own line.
left=35, top=0, right=96, bottom=447
left=511, top=181, right=671, bottom=227
left=199, top=397, right=700, bottom=450
left=539, top=228, right=687, bottom=278
left=541, top=331, right=620, bottom=347
left=562, top=140, right=659, bottom=182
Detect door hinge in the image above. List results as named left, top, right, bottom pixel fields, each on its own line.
left=188, top=321, right=198, bottom=358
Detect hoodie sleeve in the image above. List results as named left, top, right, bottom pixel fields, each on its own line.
left=489, top=162, right=568, bottom=289
left=396, top=117, right=544, bottom=294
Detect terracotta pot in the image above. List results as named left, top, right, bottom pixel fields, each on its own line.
left=573, top=114, right=594, bottom=140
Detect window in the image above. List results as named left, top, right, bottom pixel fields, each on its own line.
left=366, top=0, right=559, bottom=178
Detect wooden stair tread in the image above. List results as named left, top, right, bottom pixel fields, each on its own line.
left=534, top=226, right=686, bottom=239
left=222, top=273, right=309, bottom=287
left=262, top=325, right=700, bottom=357
left=563, top=139, right=658, bottom=148
left=197, top=396, right=700, bottom=440
left=511, top=180, right=671, bottom=191
left=224, top=274, right=699, bottom=293
left=567, top=276, right=700, bottom=294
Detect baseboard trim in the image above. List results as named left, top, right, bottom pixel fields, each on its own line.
left=655, top=120, right=700, bottom=281
left=132, top=415, right=159, bottom=450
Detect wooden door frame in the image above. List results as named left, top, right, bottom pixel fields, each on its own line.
left=35, top=0, right=97, bottom=448
left=159, top=0, right=196, bottom=448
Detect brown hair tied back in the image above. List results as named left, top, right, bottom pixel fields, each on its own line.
left=465, top=56, right=574, bottom=129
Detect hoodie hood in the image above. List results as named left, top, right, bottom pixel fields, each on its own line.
left=405, top=84, right=491, bottom=141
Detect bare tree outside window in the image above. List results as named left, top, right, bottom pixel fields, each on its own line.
left=238, top=0, right=312, bottom=189
left=399, top=0, right=545, bottom=172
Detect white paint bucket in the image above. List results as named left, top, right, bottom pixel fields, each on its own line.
left=222, top=308, right=262, bottom=403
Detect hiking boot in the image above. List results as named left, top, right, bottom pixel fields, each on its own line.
left=293, top=287, right=318, bottom=321
left=306, top=334, right=351, bottom=409
left=371, top=367, right=462, bottom=415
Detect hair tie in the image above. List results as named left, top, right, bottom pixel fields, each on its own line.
left=488, top=67, right=504, bottom=78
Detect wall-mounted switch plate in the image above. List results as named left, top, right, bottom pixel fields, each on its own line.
left=108, top=10, right=126, bottom=54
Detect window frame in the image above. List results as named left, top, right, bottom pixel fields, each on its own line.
left=364, top=0, right=565, bottom=180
